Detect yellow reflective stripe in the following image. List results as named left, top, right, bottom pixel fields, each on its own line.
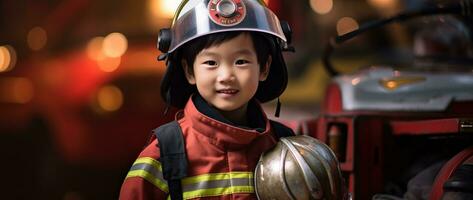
left=133, top=157, right=163, bottom=171
left=184, top=186, right=254, bottom=199
left=125, top=157, right=169, bottom=193
left=182, top=172, right=253, bottom=185
left=126, top=158, right=255, bottom=198
left=181, top=172, right=254, bottom=199
left=126, top=170, right=169, bottom=193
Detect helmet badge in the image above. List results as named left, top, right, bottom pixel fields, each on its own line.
left=208, top=0, right=246, bottom=26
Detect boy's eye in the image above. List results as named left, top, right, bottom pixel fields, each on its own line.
left=203, top=60, right=217, bottom=66
left=235, top=60, right=249, bottom=65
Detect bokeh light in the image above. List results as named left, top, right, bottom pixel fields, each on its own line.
left=97, top=85, right=123, bottom=112
left=86, top=35, right=123, bottom=72
left=0, top=77, right=34, bottom=104
left=97, top=56, right=121, bottom=72
left=0, top=45, right=17, bottom=72
left=86, top=36, right=105, bottom=61
left=367, top=0, right=397, bottom=10
left=336, top=17, right=359, bottom=36
left=310, top=0, right=333, bottom=15
left=27, top=26, right=48, bottom=51
left=150, top=0, right=183, bottom=19
left=351, top=78, right=361, bottom=85
left=103, top=32, right=128, bottom=58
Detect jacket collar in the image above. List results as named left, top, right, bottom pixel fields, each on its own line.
left=180, top=95, right=272, bottom=147
left=192, top=94, right=266, bottom=132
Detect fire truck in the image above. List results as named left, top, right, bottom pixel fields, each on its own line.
left=297, top=1, right=473, bottom=199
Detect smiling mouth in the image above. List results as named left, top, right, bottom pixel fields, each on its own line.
left=217, top=89, right=239, bottom=94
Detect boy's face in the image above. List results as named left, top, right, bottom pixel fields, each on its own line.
left=183, top=33, right=270, bottom=112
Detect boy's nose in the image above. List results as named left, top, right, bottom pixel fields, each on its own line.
left=217, top=66, right=235, bottom=83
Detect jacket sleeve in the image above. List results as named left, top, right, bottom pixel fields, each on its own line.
left=119, top=140, right=169, bottom=200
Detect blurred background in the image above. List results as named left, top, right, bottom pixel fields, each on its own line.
left=0, top=0, right=470, bottom=199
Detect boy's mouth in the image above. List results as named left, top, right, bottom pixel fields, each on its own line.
left=217, top=89, right=239, bottom=94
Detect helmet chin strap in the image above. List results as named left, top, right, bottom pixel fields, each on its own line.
left=275, top=97, right=281, bottom=117
left=157, top=53, right=168, bottom=61
left=163, top=88, right=172, bottom=116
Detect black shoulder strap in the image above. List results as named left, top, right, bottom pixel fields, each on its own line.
left=153, top=121, right=187, bottom=200
left=269, top=120, right=295, bottom=138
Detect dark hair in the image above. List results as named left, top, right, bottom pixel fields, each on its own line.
left=179, top=31, right=275, bottom=74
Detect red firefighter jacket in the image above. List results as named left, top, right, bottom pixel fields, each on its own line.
left=119, top=95, right=280, bottom=199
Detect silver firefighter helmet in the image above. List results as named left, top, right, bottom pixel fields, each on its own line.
left=158, top=0, right=288, bottom=53
left=255, top=135, right=349, bottom=200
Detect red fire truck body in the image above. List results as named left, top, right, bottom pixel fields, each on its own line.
left=308, top=67, right=473, bottom=199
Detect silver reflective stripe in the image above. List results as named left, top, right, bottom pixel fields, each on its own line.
left=126, top=157, right=169, bottom=192
left=130, top=163, right=166, bottom=183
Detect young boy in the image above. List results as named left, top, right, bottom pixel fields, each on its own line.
left=119, top=0, right=294, bottom=199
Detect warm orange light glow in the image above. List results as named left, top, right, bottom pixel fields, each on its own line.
left=27, top=27, right=48, bottom=51
left=86, top=37, right=105, bottom=61
left=310, top=0, right=333, bottom=15
left=386, top=81, right=397, bottom=89
left=0, top=77, right=34, bottom=104
left=380, top=77, right=426, bottom=91
left=87, top=35, right=124, bottom=71
left=150, top=0, right=183, bottom=19
left=98, top=56, right=121, bottom=72
left=103, top=32, right=128, bottom=58
left=368, top=0, right=397, bottom=9
left=97, top=85, right=123, bottom=112
left=0, top=45, right=16, bottom=72
left=0, top=46, right=10, bottom=72
left=336, top=17, right=359, bottom=36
